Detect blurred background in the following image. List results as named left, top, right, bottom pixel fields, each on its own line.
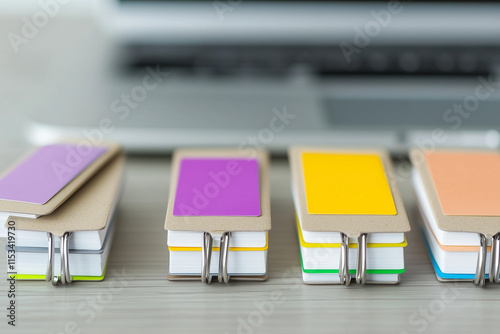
left=2, top=0, right=500, bottom=155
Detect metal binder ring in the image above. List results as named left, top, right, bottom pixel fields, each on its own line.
left=473, top=234, right=487, bottom=286
left=489, top=234, right=500, bottom=284
left=356, top=234, right=367, bottom=285
left=201, top=232, right=213, bottom=284
left=46, top=233, right=59, bottom=286
left=339, top=233, right=351, bottom=286
left=218, top=232, right=231, bottom=284
left=60, top=232, right=73, bottom=285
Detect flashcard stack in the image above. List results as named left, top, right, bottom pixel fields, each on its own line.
left=0, top=142, right=124, bottom=286
left=411, top=149, right=500, bottom=286
left=164, top=149, right=271, bottom=284
left=289, top=146, right=410, bottom=285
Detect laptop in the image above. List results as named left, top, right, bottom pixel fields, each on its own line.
left=26, top=0, right=500, bottom=153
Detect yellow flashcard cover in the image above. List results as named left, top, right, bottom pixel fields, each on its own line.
left=302, top=153, right=397, bottom=215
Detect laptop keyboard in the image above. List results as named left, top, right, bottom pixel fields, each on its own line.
left=124, top=44, right=499, bottom=77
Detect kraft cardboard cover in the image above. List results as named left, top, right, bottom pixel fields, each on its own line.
left=165, top=149, right=271, bottom=233
left=0, top=142, right=121, bottom=216
left=410, top=148, right=500, bottom=238
left=289, top=146, right=410, bottom=237
left=5, top=155, right=125, bottom=236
